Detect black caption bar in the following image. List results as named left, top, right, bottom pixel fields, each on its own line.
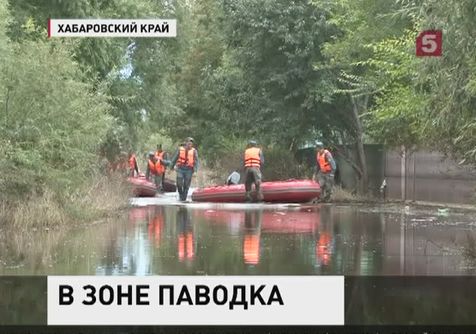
left=3, top=276, right=476, bottom=327
left=0, top=276, right=47, bottom=325
left=345, top=276, right=476, bottom=325
left=2, top=326, right=476, bottom=334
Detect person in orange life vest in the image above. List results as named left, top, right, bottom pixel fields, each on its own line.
left=170, top=137, right=199, bottom=202
left=128, top=151, right=139, bottom=177
left=154, top=144, right=169, bottom=192
left=243, top=140, right=264, bottom=203
left=313, top=141, right=336, bottom=202
left=145, top=151, right=158, bottom=183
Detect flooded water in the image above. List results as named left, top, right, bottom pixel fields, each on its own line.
left=2, top=202, right=476, bottom=276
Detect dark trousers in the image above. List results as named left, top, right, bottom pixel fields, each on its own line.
left=155, top=173, right=165, bottom=191
left=244, top=167, right=263, bottom=202
left=176, top=167, right=193, bottom=201
left=317, top=171, right=334, bottom=202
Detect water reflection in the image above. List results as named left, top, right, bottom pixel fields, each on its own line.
left=177, top=208, right=195, bottom=262
left=148, top=206, right=164, bottom=248
left=243, top=211, right=262, bottom=265
left=314, top=207, right=333, bottom=267
left=2, top=204, right=476, bottom=275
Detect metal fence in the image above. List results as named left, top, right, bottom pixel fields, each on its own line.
left=384, top=149, right=476, bottom=204
left=298, top=145, right=476, bottom=204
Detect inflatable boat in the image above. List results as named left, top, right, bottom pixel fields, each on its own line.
left=162, top=178, right=177, bottom=192
left=128, top=177, right=156, bottom=197
left=191, top=180, right=320, bottom=203
left=128, top=176, right=177, bottom=197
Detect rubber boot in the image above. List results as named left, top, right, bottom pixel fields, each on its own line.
left=256, top=190, right=264, bottom=203
left=245, top=192, right=253, bottom=203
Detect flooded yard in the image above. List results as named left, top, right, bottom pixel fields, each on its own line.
left=2, top=201, right=476, bottom=276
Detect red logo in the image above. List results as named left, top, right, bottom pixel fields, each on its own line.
left=416, top=30, right=442, bottom=57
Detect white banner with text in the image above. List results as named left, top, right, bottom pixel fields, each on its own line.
left=48, top=19, right=176, bottom=37
left=47, top=276, right=344, bottom=325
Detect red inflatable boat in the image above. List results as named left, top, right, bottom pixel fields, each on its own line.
left=192, top=179, right=320, bottom=203
left=128, top=177, right=156, bottom=197
left=128, top=176, right=177, bottom=197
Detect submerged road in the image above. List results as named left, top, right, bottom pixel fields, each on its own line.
left=2, top=191, right=476, bottom=276
left=3, top=193, right=476, bottom=325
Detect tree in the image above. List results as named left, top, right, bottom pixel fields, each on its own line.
left=317, top=0, right=413, bottom=193
left=0, top=36, right=112, bottom=199
left=220, top=0, right=339, bottom=148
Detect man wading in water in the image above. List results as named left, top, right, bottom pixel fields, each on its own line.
left=171, top=138, right=199, bottom=202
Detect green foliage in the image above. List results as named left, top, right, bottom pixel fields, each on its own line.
left=320, top=0, right=476, bottom=165
left=410, top=0, right=476, bottom=163
left=140, top=131, right=175, bottom=157
left=0, top=38, right=112, bottom=199
left=363, top=30, right=428, bottom=148
left=2, top=0, right=475, bottom=215
left=261, top=147, right=309, bottom=181
left=7, top=0, right=158, bottom=79
left=219, top=0, right=339, bottom=146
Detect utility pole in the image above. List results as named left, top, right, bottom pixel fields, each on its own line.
left=401, top=145, right=406, bottom=201
left=412, top=153, right=416, bottom=202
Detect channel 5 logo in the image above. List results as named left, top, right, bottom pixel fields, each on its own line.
left=416, top=30, right=442, bottom=57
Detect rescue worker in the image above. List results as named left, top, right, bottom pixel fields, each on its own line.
left=155, top=144, right=169, bottom=192
left=170, top=137, right=199, bottom=202
left=145, top=152, right=157, bottom=183
left=128, top=151, right=139, bottom=177
left=313, top=141, right=336, bottom=202
left=145, top=152, right=156, bottom=181
left=243, top=140, right=264, bottom=202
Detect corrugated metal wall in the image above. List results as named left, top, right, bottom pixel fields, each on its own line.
left=298, top=146, right=476, bottom=204
left=385, top=150, right=476, bottom=204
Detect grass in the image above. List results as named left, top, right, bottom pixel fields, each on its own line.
left=0, top=173, right=130, bottom=229
left=331, top=185, right=377, bottom=203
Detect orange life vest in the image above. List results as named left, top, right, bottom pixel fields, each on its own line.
left=177, top=147, right=195, bottom=168
left=128, top=154, right=136, bottom=169
left=244, top=147, right=261, bottom=168
left=155, top=151, right=165, bottom=174
left=316, top=149, right=332, bottom=173
left=148, top=159, right=157, bottom=175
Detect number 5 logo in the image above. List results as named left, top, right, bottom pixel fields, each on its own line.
left=416, top=30, right=442, bottom=57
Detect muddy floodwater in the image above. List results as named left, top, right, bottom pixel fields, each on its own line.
left=2, top=200, right=476, bottom=276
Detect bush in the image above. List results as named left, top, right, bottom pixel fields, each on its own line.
left=261, top=147, right=313, bottom=181
left=0, top=39, right=113, bottom=201
left=0, top=173, right=129, bottom=228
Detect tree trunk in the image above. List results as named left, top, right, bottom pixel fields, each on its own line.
left=350, top=95, right=369, bottom=195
